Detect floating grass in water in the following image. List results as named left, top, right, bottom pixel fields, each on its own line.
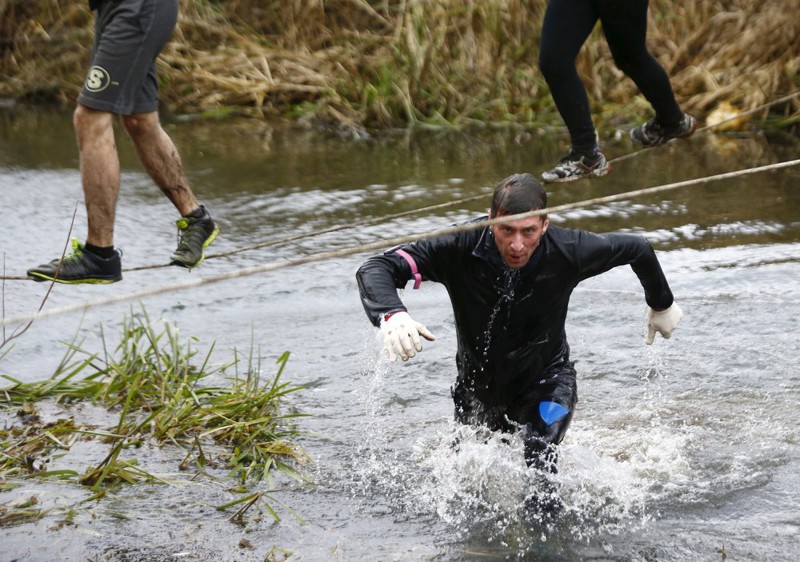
left=0, top=495, right=44, bottom=527
left=0, top=307, right=308, bottom=524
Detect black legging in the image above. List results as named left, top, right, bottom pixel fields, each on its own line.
left=539, top=0, right=683, bottom=154
left=452, top=361, right=578, bottom=472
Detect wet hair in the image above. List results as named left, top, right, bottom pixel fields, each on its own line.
left=490, top=173, right=548, bottom=217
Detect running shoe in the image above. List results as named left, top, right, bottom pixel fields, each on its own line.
left=541, top=149, right=611, bottom=184
left=170, top=205, right=219, bottom=268
left=630, top=113, right=697, bottom=147
left=27, top=238, right=122, bottom=284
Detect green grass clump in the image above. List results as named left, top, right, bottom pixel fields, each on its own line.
left=0, top=308, right=308, bottom=524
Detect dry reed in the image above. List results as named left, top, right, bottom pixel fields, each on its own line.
left=0, top=0, right=797, bottom=132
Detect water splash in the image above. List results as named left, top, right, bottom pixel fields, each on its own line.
left=345, top=351, right=686, bottom=557
left=341, top=280, right=714, bottom=559
left=342, top=292, right=697, bottom=559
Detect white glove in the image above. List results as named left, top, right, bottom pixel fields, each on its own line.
left=380, top=311, right=436, bottom=362
left=646, top=303, right=683, bottom=345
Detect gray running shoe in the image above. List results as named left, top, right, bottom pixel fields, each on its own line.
left=630, top=113, right=697, bottom=147
left=27, top=238, right=122, bottom=284
left=541, top=149, right=610, bottom=184
left=170, top=205, right=219, bottom=268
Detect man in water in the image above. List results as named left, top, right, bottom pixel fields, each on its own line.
left=27, top=0, right=218, bottom=284
left=356, top=173, right=682, bottom=476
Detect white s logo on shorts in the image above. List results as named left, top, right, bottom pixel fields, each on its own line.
left=85, top=66, right=112, bottom=92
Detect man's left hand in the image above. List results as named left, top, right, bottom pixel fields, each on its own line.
left=646, top=303, right=683, bottom=345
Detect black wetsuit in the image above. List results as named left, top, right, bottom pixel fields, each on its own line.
left=356, top=219, right=673, bottom=468
left=539, top=0, right=684, bottom=154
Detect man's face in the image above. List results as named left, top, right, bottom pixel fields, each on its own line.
left=490, top=213, right=549, bottom=269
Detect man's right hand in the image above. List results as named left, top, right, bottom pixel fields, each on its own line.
left=646, top=303, right=683, bottom=345
left=380, top=311, right=436, bottom=362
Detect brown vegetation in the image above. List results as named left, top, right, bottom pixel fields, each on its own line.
left=0, top=0, right=798, bottom=134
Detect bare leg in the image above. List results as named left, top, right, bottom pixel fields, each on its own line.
left=122, top=111, right=198, bottom=216
left=74, top=104, right=120, bottom=248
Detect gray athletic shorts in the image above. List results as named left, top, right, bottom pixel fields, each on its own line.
left=78, top=0, right=178, bottom=115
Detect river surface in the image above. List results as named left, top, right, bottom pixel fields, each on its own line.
left=1, top=109, right=799, bottom=561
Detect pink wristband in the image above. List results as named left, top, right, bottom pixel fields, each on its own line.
left=394, top=249, right=422, bottom=289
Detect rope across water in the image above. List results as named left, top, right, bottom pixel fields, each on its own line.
left=2, top=91, right=798, bottom=281
left=2, top=157, right=799, bottom=328
left=170, top=91, right=800, bottom=265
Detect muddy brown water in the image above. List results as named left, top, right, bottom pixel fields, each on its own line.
left=1, top=108, right=799, bottom=561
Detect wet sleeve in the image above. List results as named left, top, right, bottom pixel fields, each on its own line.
left=572, top=231, right=674, bottom=310
left=356, top=252, right=413, bottom=327
left=355, top=232, right=464, bottom=327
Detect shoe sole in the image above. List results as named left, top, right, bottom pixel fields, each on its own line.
left=27, top=272, right=121, bottom=284
left=170, top=226, right=220, bottom=269
left=542, top=163, right=611, bottom=184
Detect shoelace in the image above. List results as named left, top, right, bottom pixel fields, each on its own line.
left=175, top=219, right=208, bottom=252
left=59, top=238, right=86, bottom=262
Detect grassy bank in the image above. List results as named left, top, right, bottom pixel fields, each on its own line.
left=1, top=0, right=798, bottom=134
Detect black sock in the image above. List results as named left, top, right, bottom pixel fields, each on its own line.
left=85, top=242, right=116, bottom=259
left=575, top=145, right=600, bottom=159
left=186, top=205, right=206, bottom=219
